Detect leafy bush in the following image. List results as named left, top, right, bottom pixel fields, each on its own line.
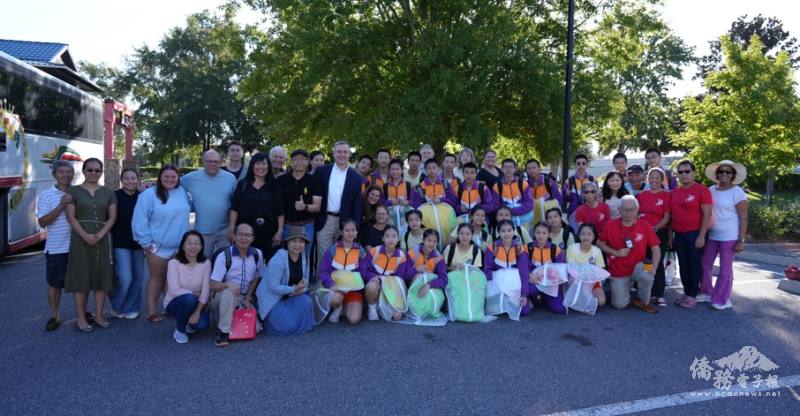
left=748, top=203, right=800, bottom=241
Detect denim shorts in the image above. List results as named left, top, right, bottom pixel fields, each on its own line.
left=45, top=253, right=69, bottom=289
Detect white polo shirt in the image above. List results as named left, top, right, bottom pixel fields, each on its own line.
left=37, top=186, right=71, bottom=254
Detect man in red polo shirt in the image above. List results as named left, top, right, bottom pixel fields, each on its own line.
left=599, top=195, right=661, bottom=313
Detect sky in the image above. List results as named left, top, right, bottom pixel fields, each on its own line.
left=1, top=0, right=798, bottom=98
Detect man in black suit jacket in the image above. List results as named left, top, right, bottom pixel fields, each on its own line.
left=313, top=141, right=363, bottom=270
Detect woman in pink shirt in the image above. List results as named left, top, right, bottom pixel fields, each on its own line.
left=164, top=231, right=211, bottom=344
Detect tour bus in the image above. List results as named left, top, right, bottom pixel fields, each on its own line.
left=0, top=50, right=104, bottom=255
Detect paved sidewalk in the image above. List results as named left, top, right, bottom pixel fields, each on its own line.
left=738, top=243, right=800, bottom=267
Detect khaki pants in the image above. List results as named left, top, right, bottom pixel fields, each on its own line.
left=610, top=262, right=654, bottom=309
left=201, top=229, right=230, bottom=258
left=316, top=215, right=341, bottom=271
left=210, top=288, right=244, bottom=333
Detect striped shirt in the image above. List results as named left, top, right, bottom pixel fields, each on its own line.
left=36, top=186, right=71, bottom=254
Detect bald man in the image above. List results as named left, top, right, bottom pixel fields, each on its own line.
left=182, top=149, right=238, bottom=256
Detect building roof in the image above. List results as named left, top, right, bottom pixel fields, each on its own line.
left=0, top=39, right=102, bottom=93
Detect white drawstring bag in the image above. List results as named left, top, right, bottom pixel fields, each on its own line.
left=531, top=263, right=569, bottom=297
left=664, top=250, right=677, bottom=286
left=311, top=288, right=333, bottom=325
left=564, top=263, right=611, bottom=315
left=485, top=268, right=523, bottom=321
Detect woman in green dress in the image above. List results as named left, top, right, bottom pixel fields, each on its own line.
left=65, top=158, right=117, bottom=332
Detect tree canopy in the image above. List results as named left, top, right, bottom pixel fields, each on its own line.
left=675, top=36, right=800, bottom=187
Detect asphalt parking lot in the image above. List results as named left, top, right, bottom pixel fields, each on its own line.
left=0, top=250, right=798, bottom=415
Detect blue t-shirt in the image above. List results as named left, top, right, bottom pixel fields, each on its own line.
left=181, top=169, right=237, bottom=234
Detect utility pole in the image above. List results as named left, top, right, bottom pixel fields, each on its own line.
left=561, top=0, right=575, bottom=210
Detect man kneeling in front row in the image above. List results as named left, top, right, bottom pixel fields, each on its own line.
left=598, top=195, right=661, bottom=313
left=210, top=222, right=264, bottom=347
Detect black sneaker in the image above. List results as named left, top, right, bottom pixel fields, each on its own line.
left=215, top=330, right=230, bottom=347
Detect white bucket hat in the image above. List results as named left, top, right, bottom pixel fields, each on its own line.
left=705, top=160, right=747, bottom=185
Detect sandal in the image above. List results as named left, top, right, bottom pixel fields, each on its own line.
left=146, top=313, right=164, bottom=323
left=95, top=320, right=111, bottom=329
left=75, top=322, right=93, bottom=333
left=45, top=318, right=61, bottom=332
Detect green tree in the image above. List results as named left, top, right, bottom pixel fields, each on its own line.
left=125, top=5, right=263, bottom=162
left=696, top=14, right=799, bottom=80
left=674, top=36, right=800, bottom=205
left=241, top=0, right=620, bottom=166
left=583, top=0, right=693, bottom=154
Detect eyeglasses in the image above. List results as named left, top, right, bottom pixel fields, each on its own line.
left=85, top=169, right=102, bottom=173
left=716, top=170, right=734, bottom=175
left=677, top=169, right=693, bottom=175
left=584, top=190, right=597, bottom=194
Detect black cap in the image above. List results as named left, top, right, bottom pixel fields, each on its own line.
left=291, top=149, right=309, bottom=159
left=626, top=164, right=644, bottom=174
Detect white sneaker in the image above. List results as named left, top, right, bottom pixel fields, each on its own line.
left=696, top=294, right=711, bottom=303
left=711, top=300, right=733, bottom=310
left=109, top=307, right=125, bottom=319
left=125, top=312, right=140, bottom=320
left=185, top=324, right=196, bottom=334
left=173, top=329, right=189, bottom=344
left=367, top=305, right=379, bottom=321
left=328, top=306, right=342, bottom=323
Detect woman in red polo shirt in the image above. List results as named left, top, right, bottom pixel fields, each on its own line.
left=636, top=168, right=671, bottom=307
left=575, top=182, right=611, bottom=233
left=670, top=161, right=713, bottom=308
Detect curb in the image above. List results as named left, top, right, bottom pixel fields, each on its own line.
left=737, top=251, right=797, bottom=267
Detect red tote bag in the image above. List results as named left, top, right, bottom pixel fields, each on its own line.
left=230, top=308, right=257, bottom=340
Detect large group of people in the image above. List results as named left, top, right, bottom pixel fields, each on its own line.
left=36, top=140, right=749, bottom=346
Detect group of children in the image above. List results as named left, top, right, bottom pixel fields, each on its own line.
left=317, top=204, right=609, bottom=324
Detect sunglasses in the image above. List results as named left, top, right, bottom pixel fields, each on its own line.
left=677, top=169, right=693, bottom=175
left=716, top=170, right=734, bottom=175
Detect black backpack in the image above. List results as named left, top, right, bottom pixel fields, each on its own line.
left=446, top=243, right=481, bottom=266
left=211, top=246, right=260, bottom=274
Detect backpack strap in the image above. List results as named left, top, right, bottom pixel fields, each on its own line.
left=471, top=244, right=480, bottom=265
left=542, top=173, right=553, bottom=196
left=446, top=244, right=456, bottom=266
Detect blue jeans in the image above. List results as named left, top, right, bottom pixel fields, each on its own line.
left=166, top=294, right=210, bottom=334
left=110, top=248, right=146, bottom=314
left=283, top=222, right=315, bottom=261
left=674, top=230, right=704, bottom=298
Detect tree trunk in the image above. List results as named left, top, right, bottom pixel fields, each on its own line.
left=766, top=171, right=774, bottom=207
